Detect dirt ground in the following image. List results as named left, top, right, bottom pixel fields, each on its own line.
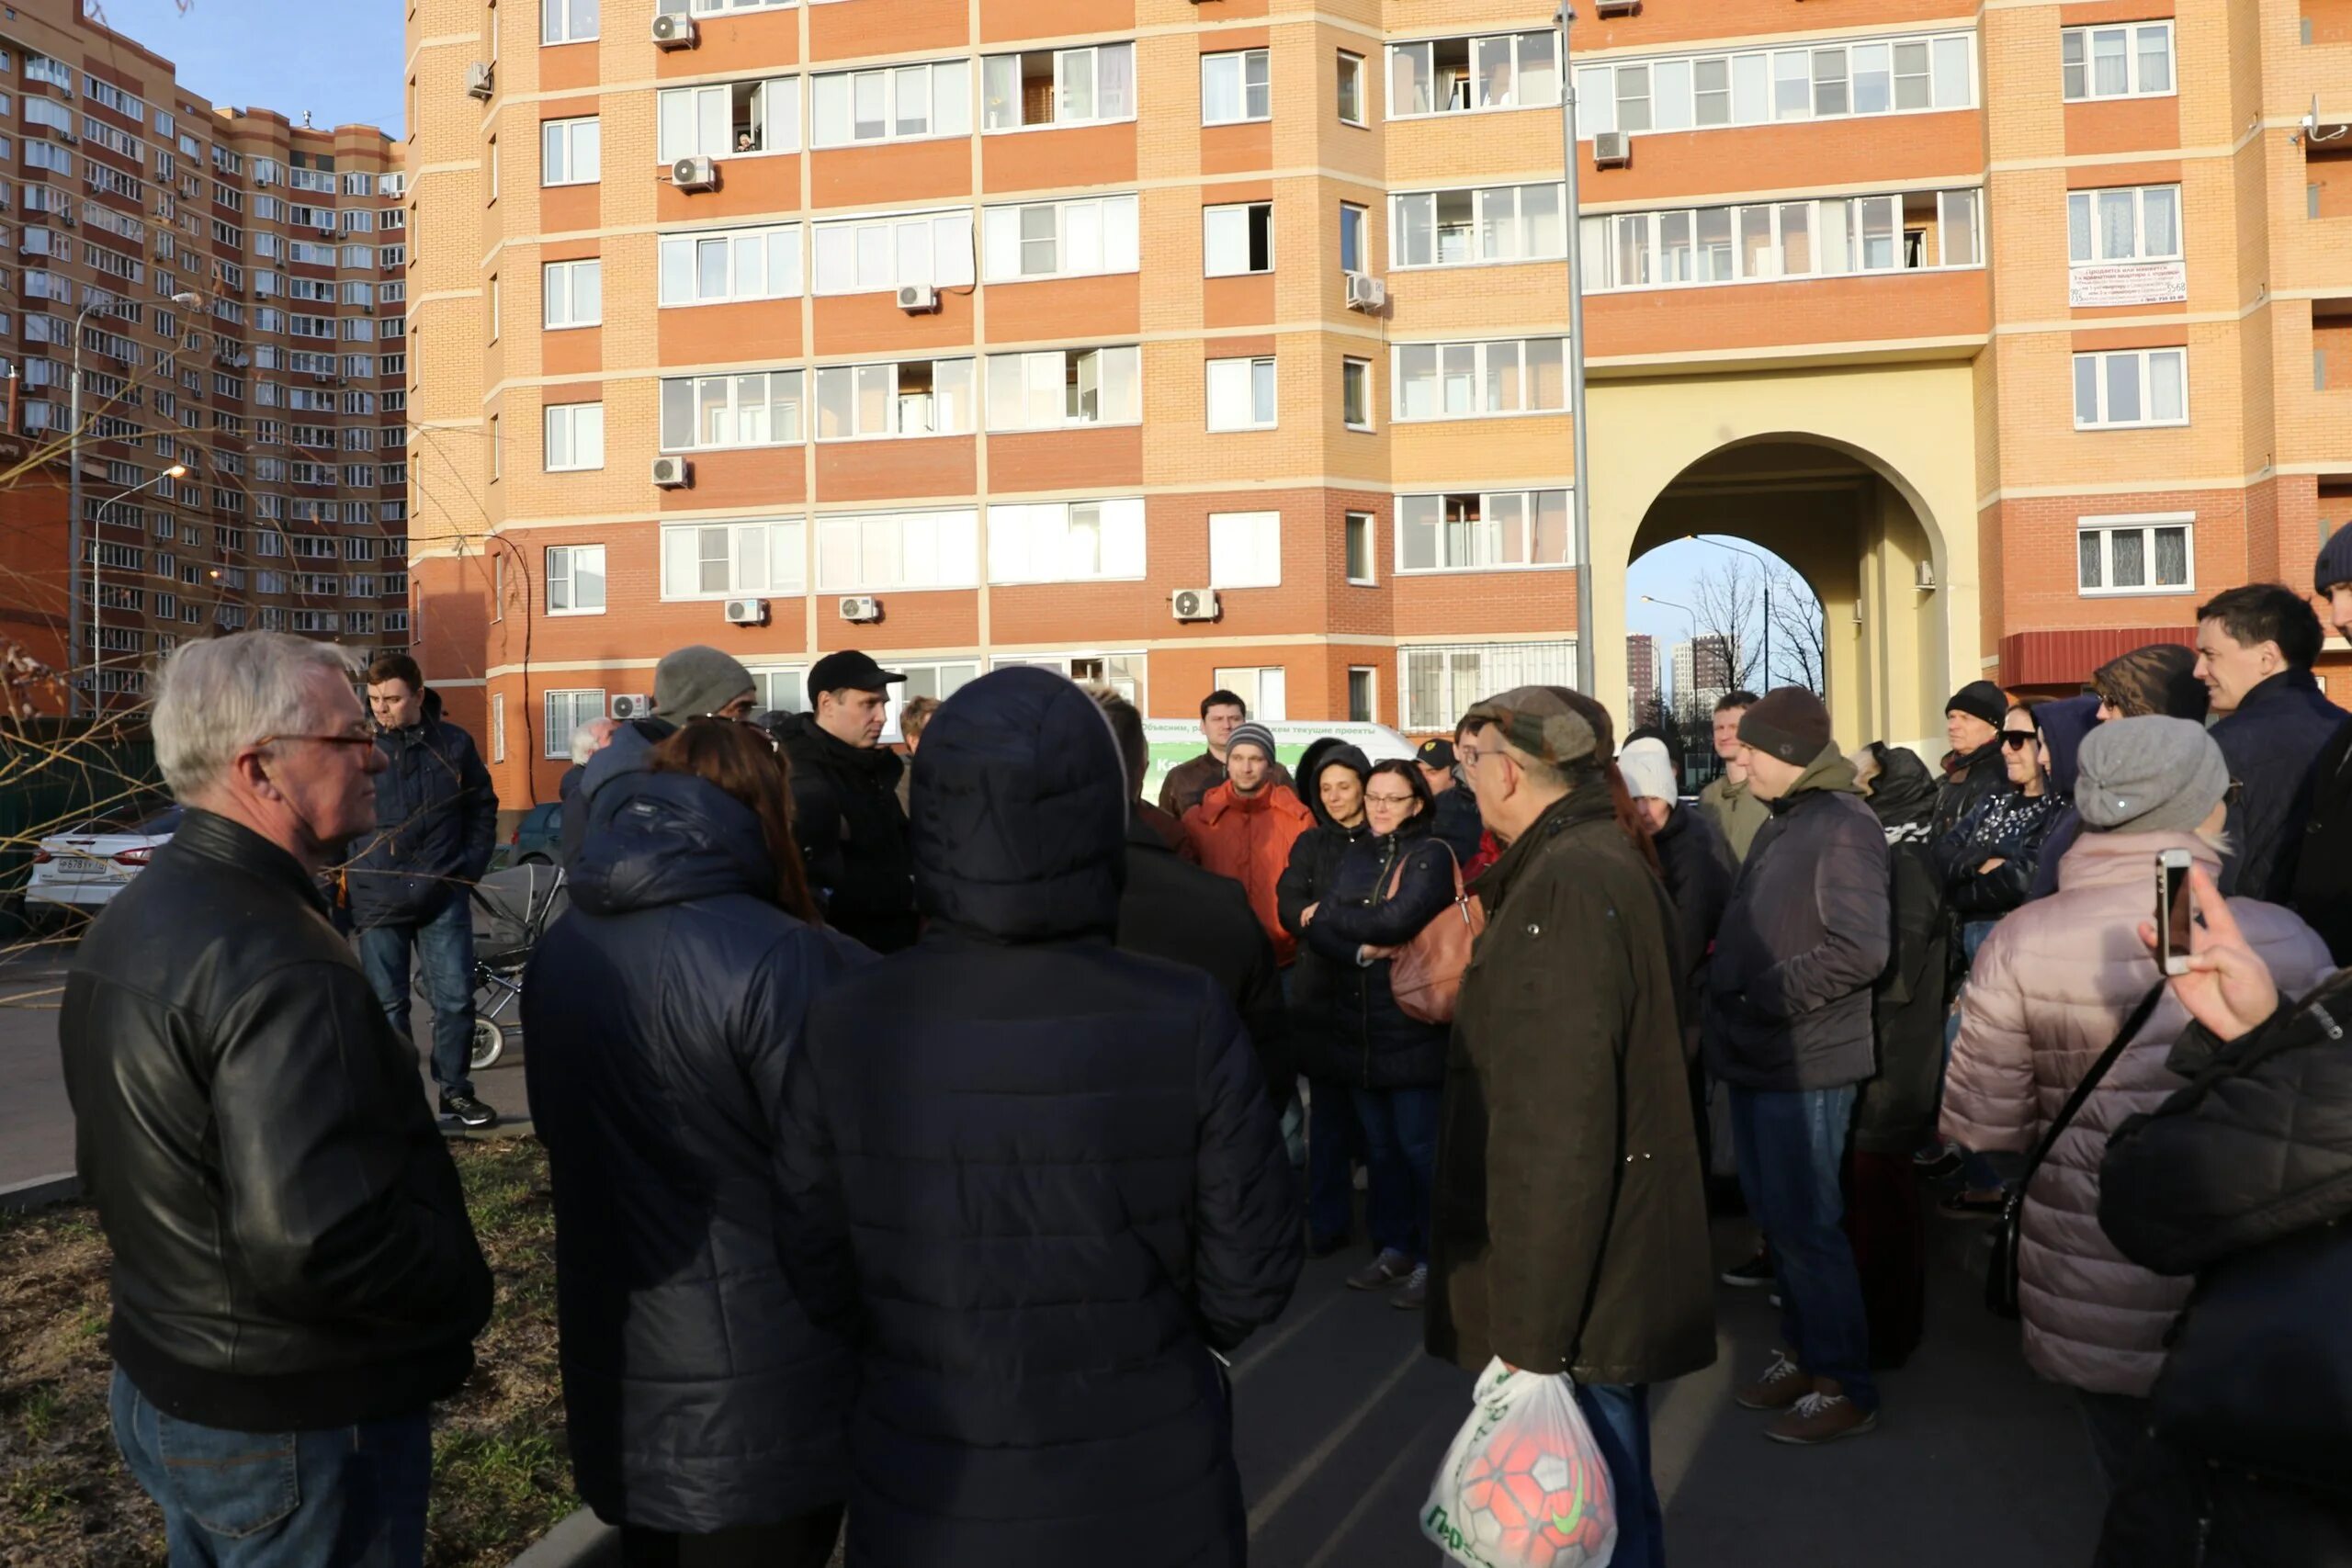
left=0, top=1137, right=576, bottom=1568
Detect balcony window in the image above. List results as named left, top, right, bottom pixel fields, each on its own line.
left=2078, top=513, right=2193, bottom=594
left=813, top=358, right=976, bottom=440
left=1396, top=491, right=1572, bottom=572
left=982, top=43, right=1134, bottom=130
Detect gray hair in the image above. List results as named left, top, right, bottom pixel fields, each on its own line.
left=569, top=717, right=614, bottom=766
left=153, top=633, right=362, bottom=801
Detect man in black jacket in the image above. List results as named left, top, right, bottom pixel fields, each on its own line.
left=1931, top=679, right=2009, bottom=842
left=2196, top=582, right=2346, bottom=902
left=1415, top=737, right=1485, bottom=861
left=779, top=650, right=918, bottom=953
left=63, top=634, right=492, bottom=1568
left=352, top=652, right=500, bottom=1128
left=2292, top=531, right=2352, bottom=962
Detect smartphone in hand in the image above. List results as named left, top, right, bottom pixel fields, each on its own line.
left=2156, top=848, right=2195, bottom=976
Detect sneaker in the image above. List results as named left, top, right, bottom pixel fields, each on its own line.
left=1391, top=1265, right=1429, bottom=1311
left=1914, top=1140, right=1964, bottom=1178
left=1766, top=1386, right=1879, bottom=1446
left=1719, top=1249, right=1773, bottom=1289
left=1734, top=1350, right=1812, bottom=1411
left=439, top=1092, right=497, bottom=1130
left=1346, top=1248, right=1413, bottom=1292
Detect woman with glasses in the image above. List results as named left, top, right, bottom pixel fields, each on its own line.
left=1936, top=700, right=2065, bottom=965
left=1295, top=759, right=1461, bottom=1310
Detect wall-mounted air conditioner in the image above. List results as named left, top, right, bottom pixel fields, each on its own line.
left=651, top=12, right=698, bottom=49
left=724, top=597, right=769, bottom=626
left=671, top=156, right=718, bottom=191
left=1171, top=587, right=1220, bottom=622
left=839, top=595, right=882, bottom=623
left=1344, top=274, right=1386, bottom=312
left=465, top=62, right=495, bottom=101
left=609, top=693, right=652, bottom=720
left=1593, top=130, right=1631, bottom=168
left=896, top=284, right=939, bottom=313
left=650, top=456, right=692, bottom=488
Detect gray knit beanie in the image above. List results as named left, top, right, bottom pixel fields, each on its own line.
left=1225, top=722, right=1278, bottom=768
left=652, top=645, right=757, bottom=719
left=2075, top=716, right=2230, bottom=836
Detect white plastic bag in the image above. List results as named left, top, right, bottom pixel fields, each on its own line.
left=1420, top=1358, right=1618, bottom=1568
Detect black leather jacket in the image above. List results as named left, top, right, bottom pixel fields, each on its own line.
left=61, top=810, right=492, bottom=1431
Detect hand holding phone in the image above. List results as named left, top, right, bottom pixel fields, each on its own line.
left=2139, top=861, right=2283, bottom=1039
left=2155, top=849, right=2195, bottom=976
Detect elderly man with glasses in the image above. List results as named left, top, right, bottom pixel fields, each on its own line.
left=62, top=633, right=493, bottom=1568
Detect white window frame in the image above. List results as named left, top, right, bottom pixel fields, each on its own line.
left=540, top=116, right=599, bottom=186
left=1342, top=357, right=1374, bottom=431
left=1572, top=30, right=1975, bottom=137
left=2076, top=512, right=2195, bottom=597
left=1399, top=641, right=1577, bottom=731
left=983, top=345, right=1142, bottom=432
left=748, top=665, right=808, bottom=716
left=812, top=208, right=975, bottom=297
left=2062, top=21, right=2174, bottom=102
left=1208, top=510, right=1282, bottom=589
left=491, top=694, right=507, bottom=763
left=814, top=508, right=980, bottom=594
left=1391, top=183, right=1568, bottom=270
left=1204, top=201, right=1274, bottom=277
left=656, top=77, right=801, bottom=163
left=1205, top=356, right=1277, bottom=431
left=543, top=690, right=604, bottom=757
left=1346, top=666, right=1378, bottom=724
left=1340, top=202, right=1369, bottom=275
left=879, top=661, right=982, bottom=744
left=810, top=58, right=972, bottom=149
left=661, top=518, right=807, bottom=599
left=1386, top=30, right=1562, bottom=118
left=545, top=543, right=606, bottom=615
left=1338, top=51, right=1368, bottom=127
left=1393, top=338, right=1569, bottom=421
left=2067, top=184, right=2183, bottom=266
left=981, top=43, right=1136, bottom=133
left=1213, top=665, right=1287, bottom=721
left=542, top=0, right=597, bottom=44
left=1201, top=49, right=1272, bottom=126
left=659, top=223, right=803, bottom=307
left=981, top=194, right=1140, bottom=284
left=2073, top=347, right=2188, bottom=430
left=658, top=369, right=807, bottom=452
left=813, top=357, right=977, bottom=441
left=1579, top=188, right=1984, bottom=293
left=1344, top=511, right=1377, bottom=585
left=1395, top=490, right=1576, bottom=574
left=986, top=496, right=1148, bottom=585
left=542, top=258, right=602, bottom=329
left=543, top=402, right=605, bottom=471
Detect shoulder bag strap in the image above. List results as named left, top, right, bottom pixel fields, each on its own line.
left=2013, top=983, right=2167, bottom=1196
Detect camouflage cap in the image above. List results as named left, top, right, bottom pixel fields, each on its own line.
left=1461, top=685, right=1603, bottom=767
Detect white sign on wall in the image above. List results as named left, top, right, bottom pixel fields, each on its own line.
left=2069, top=262, right=2188, bottom=309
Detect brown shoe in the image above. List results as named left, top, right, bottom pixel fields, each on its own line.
left=1733, top=1350, right=1812, bottom=1411
left=1765, top=1381, right=1879, bottom=1445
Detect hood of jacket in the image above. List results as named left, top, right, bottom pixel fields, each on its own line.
left=1865, top=744, right=1939, bottom=831
left=570, top=770, right=777, bottom=915
left=781, top=710, right=904, bottom=788
left=1769, top=743, right=1864, bottom=811
left=1296, top=738, right=1373, bottom=831
left=2036, top=694, right=2101, bottom=799
left=910, top=666, right=1125, bottom=942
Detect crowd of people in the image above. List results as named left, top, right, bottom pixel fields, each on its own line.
left=50, top=529, right=2352, bottom=1567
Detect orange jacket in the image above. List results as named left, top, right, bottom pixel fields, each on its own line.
left=1182, top=782, right=1314, bottom=964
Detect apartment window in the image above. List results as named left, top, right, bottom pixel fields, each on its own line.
left=1208, top=511, right=1281, bottom=588
left=1392, top=184, right=1566, bottom=267
left=1397, top=491, right=1572, bottom=572
left=811, top=59, right=971, bottom=148
left=982, top=43, right=1135, bottom=130
left=1344, top=512, right=1376, bottom=584
left=544, top=402, right=605, bottom=469
left=749, top=666, right=808, bottom=716
left=815, top=508, right=980, bottom=592
left=546, top=543, right=605, bottom=614
left=1204, top=202, right=1274, bottom=276
left=1388, top=31, right=1560, bottom=117
left=488, top=275, right=501, bottom=340
left=1202, top=49, right=1271, bottom=125
left=1402, top=641, right=1576, bottom=731
left=2067, top=185, right=2181, bottom=265
left=1338, top=52, right=1366, bottom=125
left=984, top=345, right=1141, bottom=431
left=1342, top=358, right=1373, bottom=430
left=659, top=369, right=806, bottom=450
left=1206, top=356, right=1277, bottom=431
left=488, top=137, right=499, bottom=202
left=662, top=223, right=803, bottom=306
left=662, top=518, right=806, bottom=598
left=1213, top=666, right=1286, bottom=721
left=988, top=497, right=1147, bottom=584
left=1347, top=667, right=1377, bottom=723
left=2078, top=513, right=2193, bottom=595
left=814, top=358, right=977, bottom=440
left=2073, top=348, right=2188, bottom=429
left=543, top=258, right=602, bottom=328
left=657, top=77, right=801, bottom=161
left=2062, top=22, right=2174, bottom=101
left=541, top=117, right=599, bottom=185
left=491, top=694, right=507, bottom=764
left=1340, top=203, right=1368, bottom=274
left=982, top=195, right=1140, bottom=282
left=813, top=208, right=974, bottom=295
left=489, top=412, right=501, bottom=479
left=881, top=662, right=980, bottom=742
left=543, top=690, right=604, bottom=757
left=1396, top=338, right=1567, bottom=419
left=1582, top=189, right=1984, bottom=290
left=1575, top=31, right=1973, bottom=136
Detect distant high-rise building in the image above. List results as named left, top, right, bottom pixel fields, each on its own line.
left=1624, top=633, right=1658, bottom=728
left=1672, top=635, right=1735, bottom=719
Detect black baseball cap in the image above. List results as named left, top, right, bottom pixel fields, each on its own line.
left=1416, top=738, right=1457, bottom=770
left=806, top=650, right=906, bottom=704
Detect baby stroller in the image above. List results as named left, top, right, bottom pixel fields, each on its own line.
left=467, top=861, right=570, bottom=1070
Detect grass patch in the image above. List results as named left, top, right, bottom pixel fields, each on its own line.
left=0, top=1136, right=575, bottom=1567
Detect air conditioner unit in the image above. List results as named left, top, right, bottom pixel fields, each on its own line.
left=839, top=594, right=882, bottom=623
left=609, top=692, right=652, bottom=721
left=896, top=283, right=940, bottom=313
left=1344, top=273, right=1387, bottom=312
left=1593, top=130, right=1632, bottom=168
left=649, top=455, right=692, bottom=488
left=1596, top=0, right=1641, bottom=15
left=1170, top=587, right=1221, bottom=622
left=724, top=596, right=769, bottom=626
left=1915, top=559, right=1937, bottom=591
left=671, top=156, right=718, bottom=191
left=651, top=11, right=698, bottom=48
left=465, top=62, right=495, bottom=101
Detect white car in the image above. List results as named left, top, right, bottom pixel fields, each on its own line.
left=25, top=807, right=183, bottom=925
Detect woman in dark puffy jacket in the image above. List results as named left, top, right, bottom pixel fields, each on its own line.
left=1277, top=738, right=1372, bottom=1255
left=1936, top=700, right=2064, bottom=956
left=1298, top=759, right=1460, bottom=1309
left=524, top=719, right=870, bottom=1568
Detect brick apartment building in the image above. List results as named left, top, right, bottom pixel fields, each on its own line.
left=1624, top=630, right=1657, bottom=726
left=408, top=0, right=2352, bottom=806
left=0, top=0, right=407, bottom=709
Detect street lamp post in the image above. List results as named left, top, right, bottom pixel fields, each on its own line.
left=1690, top=533, right=1774, bottom=691
left=89, top=465, right=187, bottom=711
left=1640, top=592, right=1706, bottom=714
left=1557, top=5, right=1596, bottom=697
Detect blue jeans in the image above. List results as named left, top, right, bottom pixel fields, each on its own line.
left=1728, top=1084, right=1879, bottom=1411
left=110, top=1369, right=431, bottom=1568
left=357, top=893, right=476, bottom=1100
left=1351, top=1085, right=1440, bottom=1262
left=1575, top=1382, right=1665, bottom=1568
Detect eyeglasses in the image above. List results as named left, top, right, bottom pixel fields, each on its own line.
left=1364, top=792, right=1419, bottom=807
left=1998, top=731, right=2038, bottom=750
left=256, top=730, right=378, bottom=751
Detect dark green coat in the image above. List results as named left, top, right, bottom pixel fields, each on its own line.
left=1426, top=780, right=1717, bottom=1386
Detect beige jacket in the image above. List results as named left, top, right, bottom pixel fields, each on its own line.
left=1941, top=829, right=2335, bottom=1395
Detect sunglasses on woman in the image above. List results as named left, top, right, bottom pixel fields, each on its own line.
left=1998, top=730, right=2039, bottom=750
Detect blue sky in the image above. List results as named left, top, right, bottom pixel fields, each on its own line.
left=1625, top=536, right=1815, bottom=697
left=92, top=0, right=406, bottom=134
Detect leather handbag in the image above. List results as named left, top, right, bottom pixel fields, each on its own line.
left=1984, top=983, right=2165, bottom=1318
left=1386, top=846, right=1487, bottom=1026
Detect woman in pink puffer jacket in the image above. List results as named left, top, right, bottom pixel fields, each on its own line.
left=1941, top=717, right=2335, bottom=1487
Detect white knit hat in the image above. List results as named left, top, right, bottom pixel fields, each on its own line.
left=1618, top=737, right=1678, bottom=804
